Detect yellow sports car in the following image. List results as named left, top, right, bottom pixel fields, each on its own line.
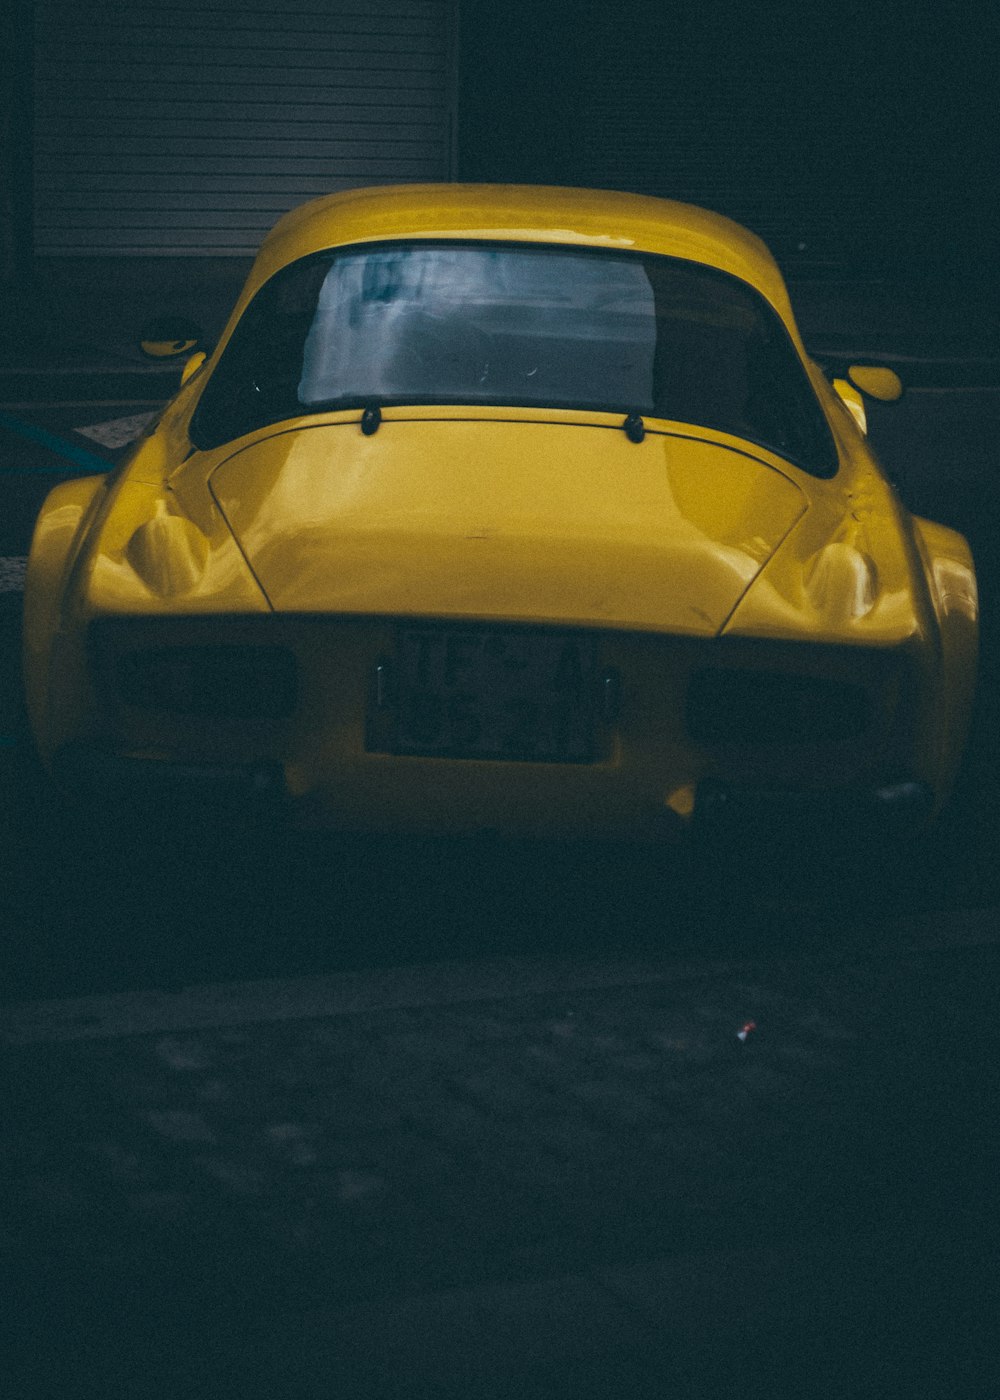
left=23, top=184, right=977, bottom=845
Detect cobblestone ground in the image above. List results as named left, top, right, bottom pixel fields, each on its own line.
left=3, top=924, right=998, bottom=1399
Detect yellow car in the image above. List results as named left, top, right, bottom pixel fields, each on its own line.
left=23, top=184, right=977, bottom=846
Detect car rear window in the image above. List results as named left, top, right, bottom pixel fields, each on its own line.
left=191, top=241, right=838, bottom=475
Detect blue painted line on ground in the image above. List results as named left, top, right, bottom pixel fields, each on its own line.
left=0, top=410, right=112, bottom=474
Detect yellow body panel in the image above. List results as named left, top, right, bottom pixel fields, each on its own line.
left=207, top=412, right=805, bottom=631
left=22, top=184, right=978, bottom=840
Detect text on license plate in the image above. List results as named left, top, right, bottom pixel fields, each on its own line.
left=384, top=626, right=598, bottom=762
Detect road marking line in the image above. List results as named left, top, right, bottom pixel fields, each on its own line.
left=2, top=909, right=996, bottom=1045
left=0, top=410, right=112, bottom=473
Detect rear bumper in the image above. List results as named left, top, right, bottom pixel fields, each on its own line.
left=693, top=777, right=933, bottom=845
left=53, top=743, right=287, bottom=824
left=52, top=741, right=933, bottom=843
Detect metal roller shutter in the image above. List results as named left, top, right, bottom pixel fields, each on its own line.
left=33, top=0, right=457, bottom=255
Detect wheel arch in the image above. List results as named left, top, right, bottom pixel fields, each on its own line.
left=22, top=473, right=109, bottom=757
left=910, top=514, right=979, bottom=799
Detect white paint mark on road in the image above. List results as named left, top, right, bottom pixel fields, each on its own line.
left=1, top=907, right=997, bottom=1047
left=74, top=410, right=157, bottom=449
left=0, top=556, right=27, bottom=593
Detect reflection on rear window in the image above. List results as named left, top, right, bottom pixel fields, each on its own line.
left=192, top=241, right=837, bottom=475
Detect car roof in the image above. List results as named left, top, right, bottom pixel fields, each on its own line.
left=238, top=183, right=804, bottom=342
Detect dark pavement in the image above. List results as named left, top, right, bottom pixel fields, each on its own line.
left=3, top=894, right=999, bottom=1399
left=1, top=260, right=999, bottom=1398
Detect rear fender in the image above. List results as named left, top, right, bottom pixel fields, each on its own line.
left=23, top=474, right=108, bottom=755
left=911, top=515, right=978, bottom=796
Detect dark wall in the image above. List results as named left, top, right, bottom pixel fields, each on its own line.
left=457, top=0, right=998, bottom=280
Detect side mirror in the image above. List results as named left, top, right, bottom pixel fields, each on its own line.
left=848, top=365, right=904, bottom=402
left=180, top=351, right=207, bottom=386
left=831, top=363, right=905, bottom=436
left=139, top=316, right=205, bottom=360
left=833, top=377, right=869, bottom=434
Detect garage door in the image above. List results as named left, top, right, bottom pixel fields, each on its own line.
left=33, top=0, right=457, bottom=255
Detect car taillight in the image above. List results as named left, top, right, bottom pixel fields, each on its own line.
left=686, top=668, right=871, bottom=744
left=116, top=646, right=298, bottom=719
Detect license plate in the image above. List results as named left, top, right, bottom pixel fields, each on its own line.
left=378, top=625, right=598, bottom=762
